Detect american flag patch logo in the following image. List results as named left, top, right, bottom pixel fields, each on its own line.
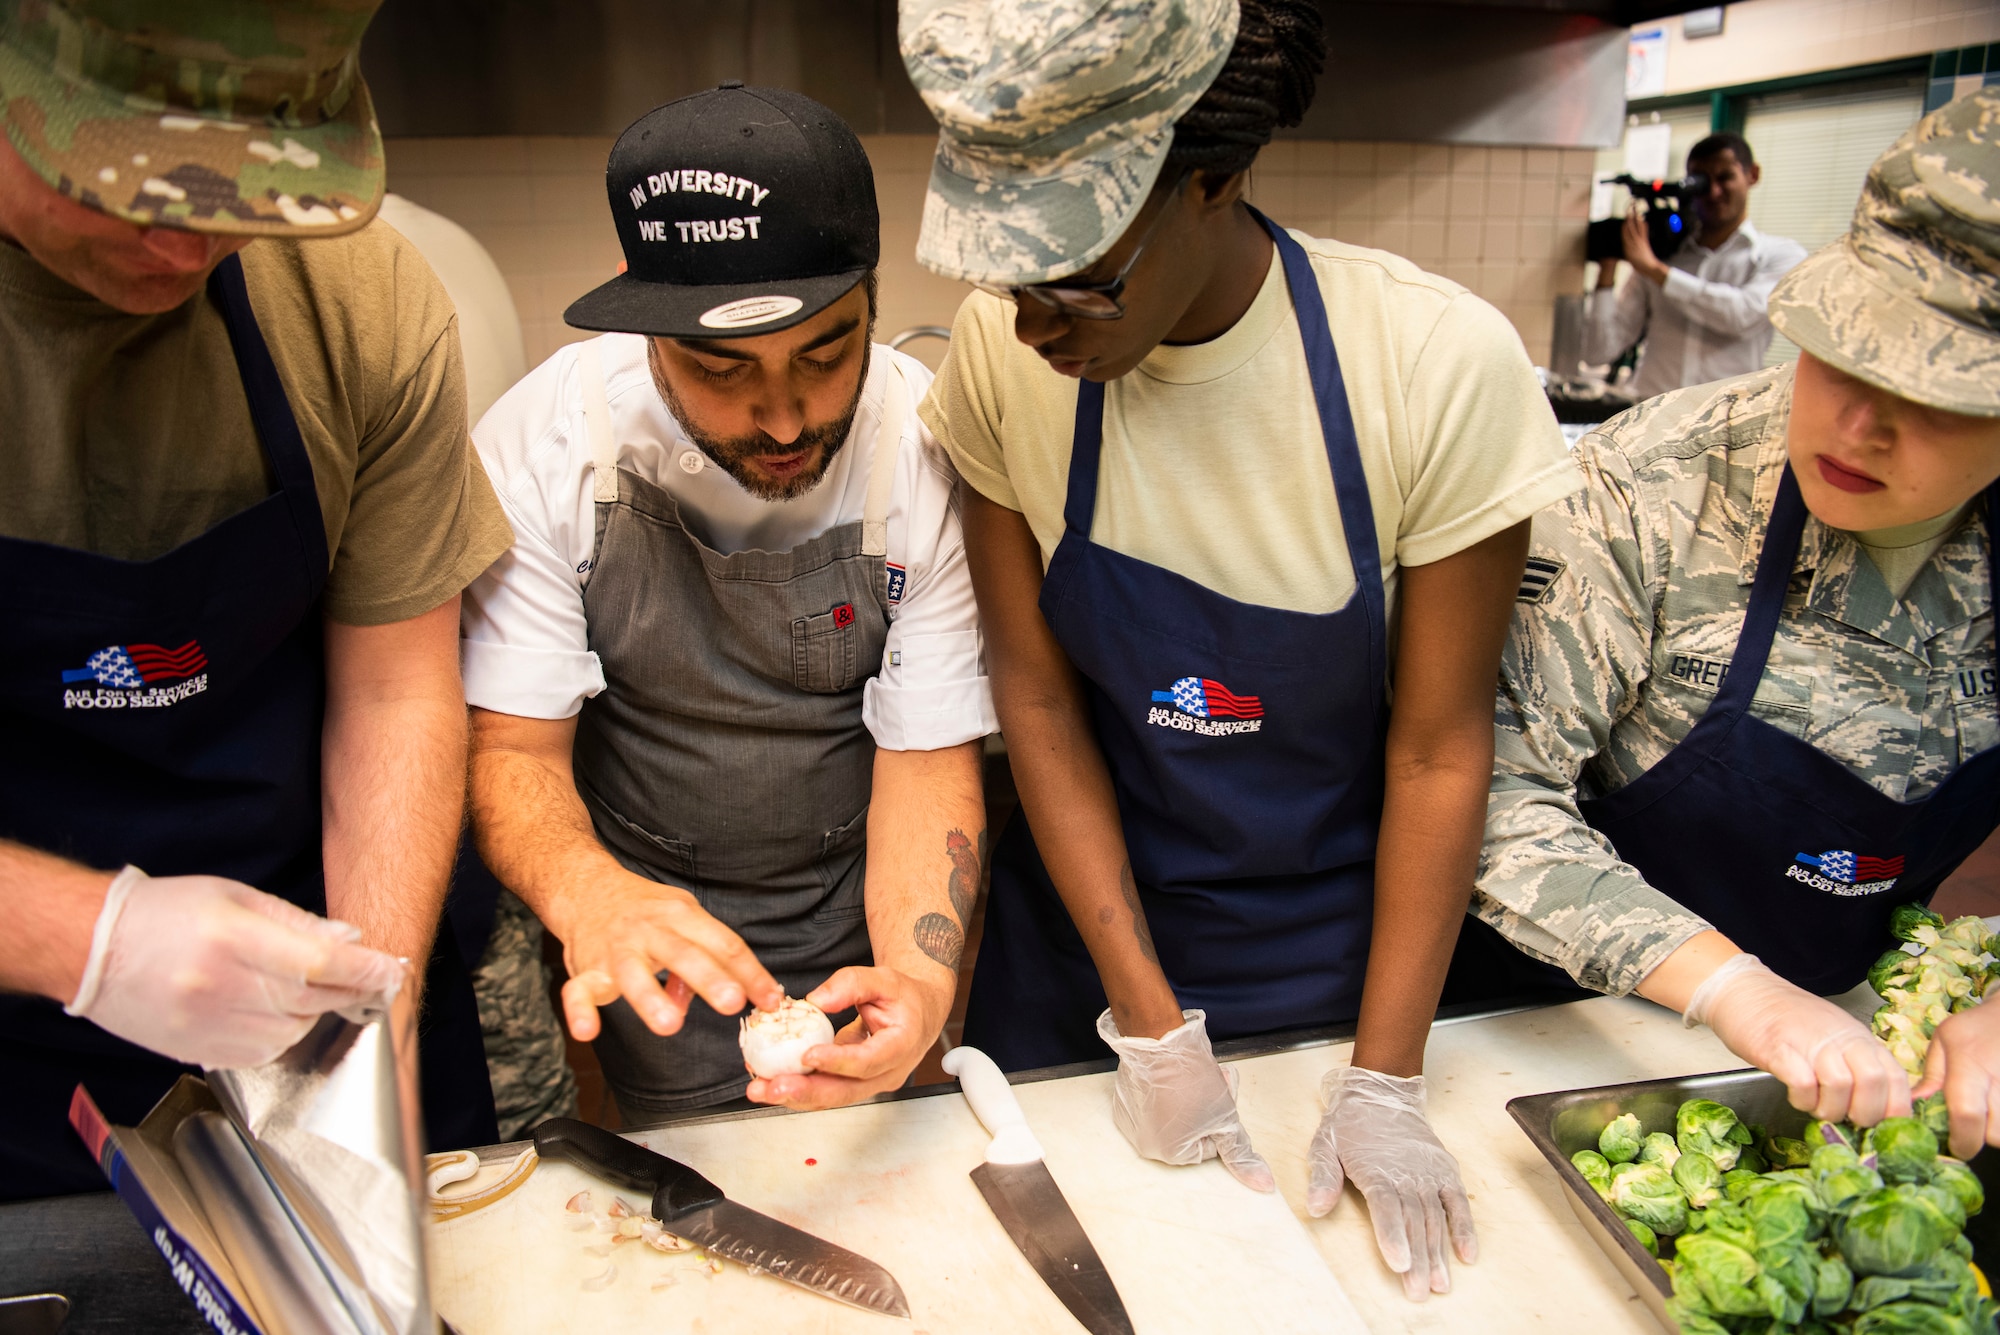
left=1151, top=676, right=1264, bottom=720
left=885, top=562, right=907, bottom=605
left=62, top=642, right=208, bottom=688
left=1796, top=849, right=1904, bottom=884
left=1517, top=556, right=1566, bottom=604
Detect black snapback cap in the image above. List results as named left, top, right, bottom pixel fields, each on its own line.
left=564, top=83, right=879, bottom=339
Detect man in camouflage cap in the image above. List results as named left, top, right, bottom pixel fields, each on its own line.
left=0, top=2, right=513, bottom=1321
left=0, top=0, right=384, bottom=234
left=900, top=0, right=1239, bottom=286
left=1468, top=88, right=2000, bottom=1158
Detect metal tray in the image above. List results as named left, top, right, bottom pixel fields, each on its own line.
left=1507, top=1069, right=2000, bottom=1334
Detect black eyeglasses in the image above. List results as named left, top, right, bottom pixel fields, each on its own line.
left=971, top=171, right=1191, bottom=320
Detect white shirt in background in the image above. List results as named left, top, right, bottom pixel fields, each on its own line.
left=1582, top=221, right=1808, bottom=403
left=461, top=334, right=996, bottom=752
left=377, top=194, right=529, bottom=424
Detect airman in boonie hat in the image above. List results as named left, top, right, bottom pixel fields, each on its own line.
left=0, top=0, right=386, bottom=236
left=899, top=0, right=1239, bottom=285
left=1770, top=86, right=2000, bottom=417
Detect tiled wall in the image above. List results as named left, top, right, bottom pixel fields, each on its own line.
left=384, top=135, right=1592, bottom=376
left=1651, top=0, right=2000, bottom=96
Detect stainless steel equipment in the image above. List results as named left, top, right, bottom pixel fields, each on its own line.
left=1506, top=1069, right=1999, bottom=1334
left=533, top=1118, right=911, bottom=1318
left=942, top=1045, right=1134, bottom=1335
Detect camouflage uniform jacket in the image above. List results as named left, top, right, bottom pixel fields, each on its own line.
left=1475, top=363, right=1998, bottom=996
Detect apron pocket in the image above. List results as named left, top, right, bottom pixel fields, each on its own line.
left=592, top=799, right=701, bottom=889
left=792, top=605, right=860, bottom=694
left=812, top=804, right=868, bottom=923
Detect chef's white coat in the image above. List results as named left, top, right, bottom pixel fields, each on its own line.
left=461, top=334, right=996, bottom=752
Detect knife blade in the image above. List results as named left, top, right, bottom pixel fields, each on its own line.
left=940, top=1046, right=1135, bottom=1335
left=532, top=1118, right=909, bottom=1318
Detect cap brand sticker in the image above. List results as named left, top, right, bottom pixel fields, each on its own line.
left=700, top=295, right=804, bottom=329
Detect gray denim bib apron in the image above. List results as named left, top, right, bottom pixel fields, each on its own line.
left=569, top=342, right=906, bottom=1115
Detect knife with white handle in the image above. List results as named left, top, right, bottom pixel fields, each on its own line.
left=942, top=1045, right=1135, bottom=1335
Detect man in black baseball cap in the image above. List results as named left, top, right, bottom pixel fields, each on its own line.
left=461, top=85, right=995, bottom=1118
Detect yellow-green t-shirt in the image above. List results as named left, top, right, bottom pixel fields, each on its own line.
left=920, top=232, right=1581, bottom=618
left=0, top=221, right=513, bottom=625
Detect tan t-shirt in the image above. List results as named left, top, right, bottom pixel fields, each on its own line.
left=0, top=221, right=513, bottom=625
left=921, top=232, right=1581, bottom=617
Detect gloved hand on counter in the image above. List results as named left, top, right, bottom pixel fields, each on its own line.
left=1683, top=952, right=1911, bottom=1125
left=1307, top=1066, right=1476, bottom=1301
left=1096, top=1008, right=1275, bottom=1192
left=65, top=865, right=407, bottom=1069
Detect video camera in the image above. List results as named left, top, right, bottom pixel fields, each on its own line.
left=1586, top=172, right=1710, bottom=264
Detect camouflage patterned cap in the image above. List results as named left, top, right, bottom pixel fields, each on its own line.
left=0, top=0, right=386, bottom=236
left=1770, top=86, right=2000, bottom=417
left=900, top=0, right=1240, bottom=286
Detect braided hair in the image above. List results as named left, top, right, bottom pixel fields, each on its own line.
left=1166, top=0, right=1326, bottom=179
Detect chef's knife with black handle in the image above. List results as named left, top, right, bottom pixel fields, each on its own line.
left=532, top=1118, right=909, bottom=1318
left=940, top=1046, right=1135, bottom=1335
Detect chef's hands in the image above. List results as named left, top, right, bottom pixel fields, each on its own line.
left=64, top=865, right=406, bottom=1069
left=1097, top=1008, right=1276, bottom=1192
left=1685, top=952, right=1912, bottom=1125
left=746, top=965, right=951, bottom=1110
left=556, top=869, right=781, bottom=1041
left=1915, top=1000, right=2000, bottom=1159
left=1307, top=1065, right=1477, bottom=1301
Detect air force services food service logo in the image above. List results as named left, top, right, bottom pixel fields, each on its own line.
left=1788, top=848, right=1905, bottom=897
left=1147, top=676, right=1264, bottom=737
left=61, top=641, right=209, bottom=710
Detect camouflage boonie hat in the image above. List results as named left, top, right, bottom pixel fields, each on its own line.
left=1770, top=86, right=2000, bottom=417
left=900, top=0, right=1239, bottom=286
left=0, top=0, right=386, bottom=236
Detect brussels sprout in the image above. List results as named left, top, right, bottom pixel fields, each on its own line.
left=1822, top=1165, right=1887, bottom=1210
left=1763, top=1135, right=1814, bottom=1170
left=1640, top=1132, right=1682, bottom=1168
left=1914, top=1093, right=1952, bottom=1143
left=1811, top=1142, right=1862, bottom=1175
left=1600, top=1112, right=1644, bottom=1165
left=1736, top=1144, right=1770, bottom=1174
left=1724, top=1168, right=1764, bottom=1202
left=1748, top=1182, right=1817, bottom=1250
left=1866, top=1118, right=1941, bottom=1185
left=1610, top=1160, right=1690, bottom=1235
left=1672, top=1233, right=1768, bottom=1316
left=1624, top=1216, right=1658, bottom=1256
left=1571, top=1149, right=1615, bottom=1202
left=1697, top=1200, right=1760, bottom=1252
left=1674, top=1150, right=1724, bottom=1209
left=1929, top=1158, right=1984, bottom=1218
left=1754, top=1242, right=1814, bottom=1324
left=1813, top=1249, right=1855, bottom=1317
left=1851, top=1303, right=1979, bottom=1334
left=1918, top=1182, right=1968, bottom=1233
left=1871, top=947, right=1921, bottom=995
left=1678, top=1099, right=1754, bottom=1171
left=1890, top=904, right=1947, bottom=943
left=1832, top=1184, right=1961, bottom=1278
left=1808, top=1119, right=1858, bottom=1152
left=1664, top=1297, right=1732, bottom=1335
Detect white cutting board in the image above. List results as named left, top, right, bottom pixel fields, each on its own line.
left=430, top=1066, right=1369, bottom=1335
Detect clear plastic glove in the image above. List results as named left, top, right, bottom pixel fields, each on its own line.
left=1685, top=952, right=1911, bottom=1125
left=1307, top=1066, right=1477, bottom=1301
left=1096, top=1008, right=1275, bottom=1192
left=65, top=865, right=407, bottom=1069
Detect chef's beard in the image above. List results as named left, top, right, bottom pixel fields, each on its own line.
left=650, top=338, right=872, bottom=502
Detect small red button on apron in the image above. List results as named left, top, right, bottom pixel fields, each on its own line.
left=832, top=603, right=855, bottom=628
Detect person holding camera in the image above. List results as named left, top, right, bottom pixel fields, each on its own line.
left=1583, top=133, right=1807, bottom=402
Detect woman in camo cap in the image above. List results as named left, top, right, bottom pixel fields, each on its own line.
left=1470, top=88, right=2000, bottom=1160
left=904, top=0, right=1583, bottom=1300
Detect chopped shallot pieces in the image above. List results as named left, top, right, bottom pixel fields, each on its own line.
left=607, top=1196, right=635, bottom=1219
left=565, top=1190, right=593, bottom=1213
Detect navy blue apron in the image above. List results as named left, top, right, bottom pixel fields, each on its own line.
left=962, top=213, right=1389, bottom=1071
left=1575, top=468, right=2000, bottom=996
left=0, top=254, right=493, bottom=1201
